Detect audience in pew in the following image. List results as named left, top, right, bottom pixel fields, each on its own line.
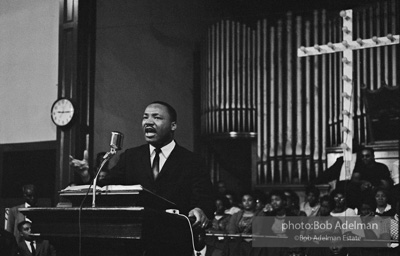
left=17, top=221, right=56, bottom=256
left=224, top=191, right=241, bottom=215
left=204, top=196, right=232, bottom=256
left=300, top=185, right=321, bottom=217
left=6, top=184, right=38, bottom=242
left=203, top=182, right=399, bottom=256
left=374, top=187, right=396, bottom=217
left=283, top=189, right=306, bottom=217
left=225, top=191, right=263, bottom=256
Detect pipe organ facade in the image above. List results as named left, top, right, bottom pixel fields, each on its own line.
left=200, top=0, right=399, bottom=186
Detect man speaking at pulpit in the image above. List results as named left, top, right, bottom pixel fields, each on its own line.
left=70, top=101, right=214, bottom=255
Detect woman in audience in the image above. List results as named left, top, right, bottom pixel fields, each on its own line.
left=227, top=192, right=260, bottom=235
left=225, top=191, right=261, bottom=256
left=374, top=188, right=396, bottom=217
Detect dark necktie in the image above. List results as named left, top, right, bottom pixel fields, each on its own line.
left=30, top=241, right=36, bottom=256
left=152, top=148, right=162, bottom=180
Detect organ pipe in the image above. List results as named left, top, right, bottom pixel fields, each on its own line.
left=201, top=0, right=399, bottom=185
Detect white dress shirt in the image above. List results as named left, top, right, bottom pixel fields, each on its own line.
left=24, top=240, right=35, bottom=253
left=149, top=140, right=176, bottom=173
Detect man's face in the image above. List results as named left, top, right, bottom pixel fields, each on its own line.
left=271, top=195, right=285, bottom=211
left=333, top=193, right=345, bottom=208
left=20, top=223, right=33, bottom=241
left=306, top=192, right=318, bottom=207
left=142, top=103, right=176, bottom=147
left=319, top=200, right=332, bottom=216
left=361, top=149, right=374, bottom=166
left=23, top=188, right=37, bottom=206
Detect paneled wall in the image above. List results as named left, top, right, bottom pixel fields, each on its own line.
left=201, top=0, right=399, bottom=185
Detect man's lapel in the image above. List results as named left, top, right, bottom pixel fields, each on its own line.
left=156, top=144, right=179, bottom=180
left=140, top=145, right=154, bottom=181
left=19, top=241, right=32, bottom=256
left=35, top=240, right=43, bottom=255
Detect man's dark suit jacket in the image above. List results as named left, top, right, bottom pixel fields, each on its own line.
left=6, top=204, right=26, bottom=242
left=17, top=239, right=56, bottom=256
left=99, top=143, right=214, bottom=218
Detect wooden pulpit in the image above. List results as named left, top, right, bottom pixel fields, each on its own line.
left=19, top=186, right=194, bottom=256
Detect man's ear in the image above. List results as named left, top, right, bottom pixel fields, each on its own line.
left=171, top=122, right=177, bottom=131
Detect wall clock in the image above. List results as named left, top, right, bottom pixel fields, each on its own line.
left=51, top=98, right=75, bottom=127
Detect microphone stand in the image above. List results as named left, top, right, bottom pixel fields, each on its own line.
left=92, top=148, right=116, bottom=208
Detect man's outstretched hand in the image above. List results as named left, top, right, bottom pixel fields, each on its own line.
left=69, top=150, right=90, bottom=183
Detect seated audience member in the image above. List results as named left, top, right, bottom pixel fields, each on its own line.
left=17, top=221, right=56, bottom=256
left=283, top=189, right=306, bottom=216
left=227, top=192, right=260, bottom=235
left=330, top=189, right=365, bottom=239
left=341, top=170, right=366, bottom=210
left=306, top=196, right=344, bottom=256
left=358, top=196, right=376, bottom=217
left=390, top=202, right=399, bottom=248
left=224, top=191, right=241, bottom=215
left=314, top=146, right=393, bottom=193
left=262, top=190, right=301, bottom=256
left=210, top=196, right=232, bottom=233
left=7, top=184, right=38, bottom=242
left=300, top=185, right=321, bottom=216
left=355, top=146, right=393, bottom=189
left=374, top=188, right=396, bottom=217
left=0, top=229, right=18, bottom=256
left=329, top=189, right=357, bottom=217
left=204, top=197, right=231, bottom=256
left=225, top=192, right=262, bottom=256
left=317, top=195, right=334, bottom=216
left=358, top=194, right=395, bottom=256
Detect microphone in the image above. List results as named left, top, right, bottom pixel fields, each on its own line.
left=103, top=131, right=124, bottom=160
left=93, top=131, right=124, bottom=207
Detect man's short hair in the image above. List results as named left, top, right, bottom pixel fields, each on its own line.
left=17, top=220, right=31, bottom=232
left=359, top=146, right=375, bottom=155
left=150, top=101, right=177, bottom=122
left=22, top=184, right=36, bottom=193
left=269, top=190, right=287, bottom=202
left=305, top=185, right=320, bottom=198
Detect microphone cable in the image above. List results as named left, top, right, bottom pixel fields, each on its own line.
left=77, top=157, right=110, bottom=256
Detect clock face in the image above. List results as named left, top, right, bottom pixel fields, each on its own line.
left=51, top=98, right=75, bottom=127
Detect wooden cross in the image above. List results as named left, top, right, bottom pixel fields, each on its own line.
left=297, top=9, right=399, bottom=179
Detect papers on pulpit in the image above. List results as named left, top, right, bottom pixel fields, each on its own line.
left=60, top=184, right=143, bottom=193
